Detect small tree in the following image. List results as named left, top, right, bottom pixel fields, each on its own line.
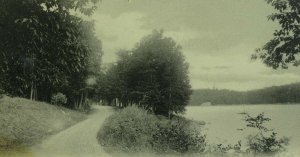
left=243, top=113, right=289, bottom=155
left=51, top=93, right=67, bottom=106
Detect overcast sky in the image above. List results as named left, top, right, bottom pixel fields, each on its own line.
left=89, top=0, right=300, bottom=91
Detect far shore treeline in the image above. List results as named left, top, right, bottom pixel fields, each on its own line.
left=190, top=82, right=300, bottom=105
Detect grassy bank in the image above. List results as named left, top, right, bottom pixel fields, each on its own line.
left=0, top=96, right=86, bottom=151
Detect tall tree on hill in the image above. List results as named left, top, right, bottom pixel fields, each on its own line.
left=107, top=30, right=192, bottom=116
left=0, top=0, right=102, bottom=107
left=253, top=0, right=300, bottom=69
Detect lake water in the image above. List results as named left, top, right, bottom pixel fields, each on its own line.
left=185, top=105, right=300, bottom=156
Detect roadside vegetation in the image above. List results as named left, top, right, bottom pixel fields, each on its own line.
left=97, top=106, right=206, bottom=155
left=0, top=96, right=86, bottom=151
left=98, top=106, right=289, bottom=157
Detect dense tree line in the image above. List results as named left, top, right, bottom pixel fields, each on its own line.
left=95, top=30, right=192, bottom=116
left=190, top=83, right=300, bottom=105
left=0, top=0, right=102, bottom=108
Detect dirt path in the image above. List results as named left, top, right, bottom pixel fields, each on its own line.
left=31, top=106, right=113, bottom=157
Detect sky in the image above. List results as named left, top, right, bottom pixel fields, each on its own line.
left=89, top=0, right=300, bottom=91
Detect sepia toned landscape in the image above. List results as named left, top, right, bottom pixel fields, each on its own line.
left=1, top=0, right=300, bottom=157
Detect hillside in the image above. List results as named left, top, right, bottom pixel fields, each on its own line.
left=190, top=82, right=300, bottom=105
left=0, top=96, right=86, bottom=151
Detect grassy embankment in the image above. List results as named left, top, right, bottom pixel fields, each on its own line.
left=0, top=96, right=86, bottom=155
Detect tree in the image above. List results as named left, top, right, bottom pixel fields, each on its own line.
left=253, top=0, right=300, bottom=69
left=105, top=30, right=192, bottom=116
left=0, top=0, right=102, bottom=108
left=243, top=113, right=289, bottom=155
left=93, top=63, right=123, bottom=105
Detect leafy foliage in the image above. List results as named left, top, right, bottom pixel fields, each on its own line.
left=51, top=92, right=67, bottom=106
left=247, top=132, right=289, bottom=155
left=0, top=0, right=102, bottom=107
left=206, top=141, right=242, bottom=155
left=97, top=106, right=158, bottom=152
left=151, top=118, right=206, bottom=153
left=98, top=30, right=192, bottom=116
left=253, top=0, right=300, bottom=69
left=97, top=106, right=206, bottom=154
left=243, top=113, right=289, bottom=155
left=204, top=113, right=289, bottom=156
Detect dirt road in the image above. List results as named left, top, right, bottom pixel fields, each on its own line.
left=31, top=106, right=113, bottom=157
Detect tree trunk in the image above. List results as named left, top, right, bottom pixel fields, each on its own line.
left=30, top=82, right=37, bottom=101
left=30, top=84, right=33, bottom=100
left=168, top=87, right=171, bottom=119
left=79, top=92, right=84, bottom=109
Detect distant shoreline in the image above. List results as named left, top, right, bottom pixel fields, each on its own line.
left=188, top=103, right=300, bottom=106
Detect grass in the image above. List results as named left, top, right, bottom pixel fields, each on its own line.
left=0, top=96, right=86, bottom=151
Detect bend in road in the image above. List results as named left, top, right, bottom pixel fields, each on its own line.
left=31, top=106, right=113, bottom=157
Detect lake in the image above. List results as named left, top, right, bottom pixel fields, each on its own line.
left=185, top=105, right=300, bottom=156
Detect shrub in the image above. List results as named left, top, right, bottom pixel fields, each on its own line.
left=206, top=141, right=242, bottom=156
left=97, top=106, right=158, bottom=152
left=97, top=106, right=206, bottom=154
left=246, top=132, right=289, bottom=155
left=244, top=113, right=289, bottom=155
left=151, top=117, right=206, bottom=153
left=204, top=113, right=289, bottom=157
left=51, top=92, right=67, bottom=106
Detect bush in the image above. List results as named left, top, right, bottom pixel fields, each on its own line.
left=151, top=117, right=206, bottom=153
left=244, top=113, right=289, bottom=155
left=210, top=112, right=290, bottom=156
left=97, top=106, right=158, bottom=152
left=97, top=106, right=206, bottom=154
left=204, top=140, right=244, bottom=157
left=51, top=92, right=67, bottom=106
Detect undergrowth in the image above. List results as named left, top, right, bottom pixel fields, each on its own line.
left=97, top=106, right=206, bottom=154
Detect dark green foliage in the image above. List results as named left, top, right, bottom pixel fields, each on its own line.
left=97, top=106, right=158, bottom=152
left=99, top=30, right=192, bottom=116
left=247, top=132, right=289, bottom=155
left=253, top=0, right=300, bottom=69
left=244, top=113, right=271, bottom=131
left=151, top=118, right=206, bottom=153
left=190, top=82, right=300, bottom=105
left=206, top=141, right=242, bottom=155
left=243, top=113, right=289, bottom=155
left=0, top=0, right=102, bottom=107
left=97, top=106, right=206, bottom=154
left=205, top=113, right=289, bottom=156
left=51, top=93, right=67, bottom=106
